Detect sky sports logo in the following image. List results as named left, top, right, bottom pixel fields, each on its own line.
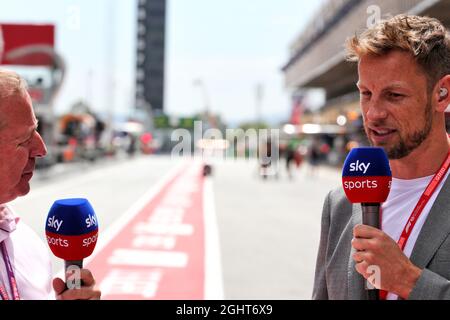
left=47, top=215, right=63, bottom=232
left=345, top=161, right=376, bottom=190
left=343, top=161, right=392, bottom=190
left=343, top=179, right=378, bottom=190
left=46, top=213, right=98, bottom=252
left=342, top=148, right=391, bottom=204
left=47, top=214, right=98, bottom=232
left=85, top=215, right=97, bottom=228
left=46, top=234, right=98, bottom=248
left=348, top=161, right=371, bottom=174
left=342, top=176, right=391, bottom=203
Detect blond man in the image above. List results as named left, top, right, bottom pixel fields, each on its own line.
left=313, top=15, right=450, bottom=300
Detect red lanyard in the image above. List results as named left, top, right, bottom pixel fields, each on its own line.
left=397, top=152, right=450, bottom=251
left=0, top=241, right=20, bottom=300
left=380, top=151, right=450, bottom=300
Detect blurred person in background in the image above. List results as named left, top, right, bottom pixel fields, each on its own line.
left=0, top=69, right=101, bottom=300
left=307, top=138, right=320, bottom=176
left=284, top=138, right=303, bottom=180
left=313, top=15, right=450, bottom=300
left=127, top=134, right=138, bottom=157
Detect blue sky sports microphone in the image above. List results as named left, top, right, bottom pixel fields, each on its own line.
left=342, top=147, right=391, bottom=205
left=46, top=198, right=99, bottom=272
left=342, top=147, right=391, bottom=300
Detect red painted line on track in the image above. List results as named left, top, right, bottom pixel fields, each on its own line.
left=86, top=162, right=205, bottom=299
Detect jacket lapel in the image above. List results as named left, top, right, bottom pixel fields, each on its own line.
left=410, top=176, right=450, bottom=268
left=347, top=176, right=450, bottom=300
left=347, top=203, right=367, bottom=299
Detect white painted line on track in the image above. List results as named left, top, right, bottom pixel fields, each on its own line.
left=203, top=177, right=224, bottom=299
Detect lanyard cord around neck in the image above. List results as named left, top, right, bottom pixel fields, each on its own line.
left=379, top=151, right=450, bottom=300
left=0, top=241, right=20, bottom=300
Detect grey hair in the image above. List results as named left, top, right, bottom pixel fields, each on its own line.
left=0, top=69, right=29, bottom=130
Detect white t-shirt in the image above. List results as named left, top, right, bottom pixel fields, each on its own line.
left=382, top=170, right=450, bottom=300
left=0, top=205, right=53, bottom=300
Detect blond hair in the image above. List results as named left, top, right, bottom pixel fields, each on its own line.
left=346, top=14, right=450, bottom=91
left=0, top=69, right=28, bottom=130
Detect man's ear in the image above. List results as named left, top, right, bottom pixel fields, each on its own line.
left=435, top=75, right=450, bottom=113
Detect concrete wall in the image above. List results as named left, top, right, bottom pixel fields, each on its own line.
left=284, top=0, right=428, bottom=89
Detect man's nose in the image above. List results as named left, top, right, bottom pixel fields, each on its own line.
left=30, top=132, right=48, bottom=158
left=365, top=99, right=388, bottom=122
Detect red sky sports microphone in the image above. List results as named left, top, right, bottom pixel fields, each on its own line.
left=342, top=147, right=392, bottom=300
left=45, top=198, right=98, bottom=274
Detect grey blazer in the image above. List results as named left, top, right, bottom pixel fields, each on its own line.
left=312, top=175, right=450, bottom=300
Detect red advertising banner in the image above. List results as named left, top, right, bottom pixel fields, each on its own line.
left=0, top=24, right=55, bottom=66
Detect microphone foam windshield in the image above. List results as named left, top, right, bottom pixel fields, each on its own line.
left=45, top=198, right=98, bottom=261
left=342, top=147, right=392, bottom=203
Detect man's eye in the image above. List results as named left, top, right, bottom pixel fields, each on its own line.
left=360, top=91, right=371, bottom=97
left=387, top=92, right=404, bottom=99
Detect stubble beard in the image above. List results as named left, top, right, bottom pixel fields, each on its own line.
left=365, top=101, right=433, bottom=160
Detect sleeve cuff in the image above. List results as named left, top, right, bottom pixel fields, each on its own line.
left=408, top=268, right=450, bottom=300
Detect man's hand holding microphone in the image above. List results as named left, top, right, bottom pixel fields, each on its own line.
left=351, top=223, right=421, bottom=299
left=342, top=147, right=421, bottom=300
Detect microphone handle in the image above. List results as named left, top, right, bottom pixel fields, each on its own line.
left=361, top=203, right=380, bottom=229
left=361, top=203, right=381, bottom=300
left=65, top=259, right=83, bottom=270
left=64, top=260, right=84, bottom=289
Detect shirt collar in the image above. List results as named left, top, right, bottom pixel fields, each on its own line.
left=0, top=205, right=19, bottom=243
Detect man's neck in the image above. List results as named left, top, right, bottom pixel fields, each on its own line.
left=390, top=131, right=450, bottom=179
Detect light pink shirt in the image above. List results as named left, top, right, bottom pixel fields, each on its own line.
left=0, top=205, right=53, bottom=300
